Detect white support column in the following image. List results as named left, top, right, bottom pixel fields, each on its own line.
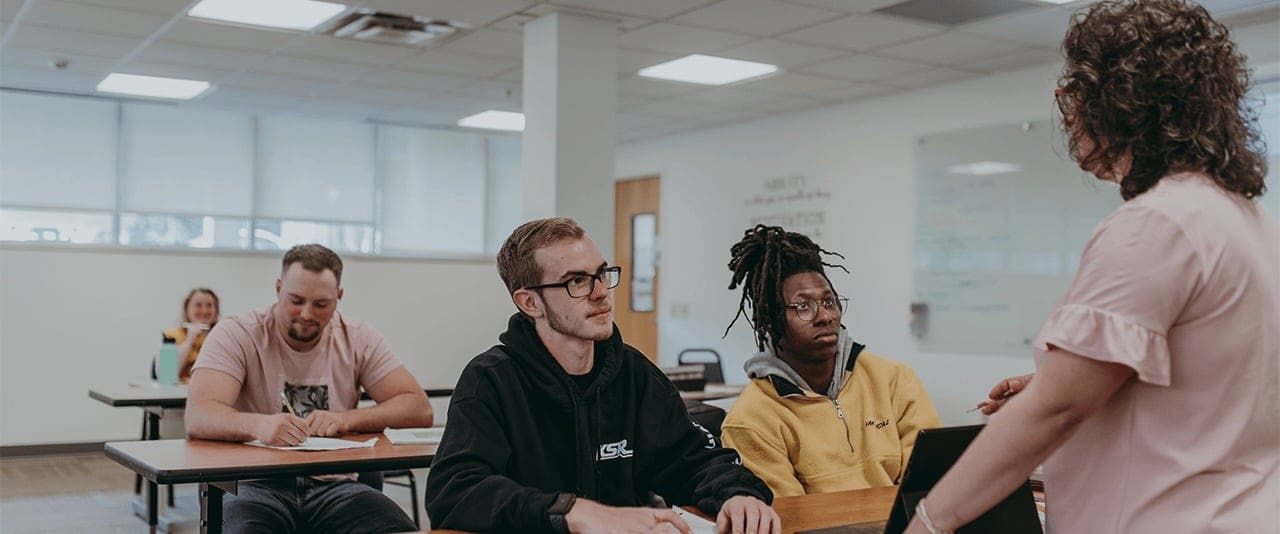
left=520, top=12, right=618, bottom=251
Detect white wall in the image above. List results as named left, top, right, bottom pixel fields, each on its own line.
left=614, top=57, right=1280, bottom=427
left=0, top=246, right=514, bottom=445
left=614, top=63, right=1071, bottom=426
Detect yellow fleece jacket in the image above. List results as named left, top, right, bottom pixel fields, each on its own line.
left=721, top=350, right=940, bottom=497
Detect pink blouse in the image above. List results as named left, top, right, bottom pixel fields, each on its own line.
left=1033, top=173, right=1279, bottom=533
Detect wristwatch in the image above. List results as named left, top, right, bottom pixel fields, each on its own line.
left=548, top=492, right=577, bottom=534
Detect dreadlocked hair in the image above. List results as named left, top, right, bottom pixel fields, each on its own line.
left=724, top=225, right=848, bottom=352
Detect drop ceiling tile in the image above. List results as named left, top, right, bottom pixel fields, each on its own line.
left=811, top=81, right=897, bottom=101
left=162, top=19, right=298, bottom=53
left=963, top=47, right=1060, bottom=72
left=1, top=0, right=23, bottom=21
left=617, top=75, right=702, bottom=98
left=549, top=0, right=714, bottom=19
left=876, top=32, right=1024, bottom=64
left=0, top=64, right=105, bottom=92
left=958, top=6, right=1074, bottom=48
left=673, top=0, right=841, bottom=36
left=7, top=24, right=144, bottom=56
left=714, top=39, right=848, bottom=68
left=0, top=46, right=118, bottom=74
left=886, top=66, right=980, bottom=87
left=138, top=42, right=267, bottom=71
left=441, top=29, right=524, bottom=59
left=626, top=98, right=734, bottom=119
left=250, top=55, right=377, bottom=83
left=779, top=13, right=943, bottom=51
left=278, top=34, right=422, bottom=67
left=618, top=22, right=755, bottom=55
left=306, top=83, right=433, bottom=106
left=450, top=78, right=522, bottom=102
left=22, top=0, right=171, bottom=37
left=488, top=13, right=538, bottom=33
left=493, top=66, right=522, bottom=82
left=116, top=60, right=236, bottom=83
left=775, top=0, right=909, bottom=13
left=732, top=71, right=852, bottom=96
left=797, top=53, right=930, bottom=81
left=616, top=112, right=672, bottom=130
left=679, top=86, right=789, bottom=106
left=399, top=49, right=518, bottom=77
left=57, top=0, right=190, bottom=16
left=754, top=95, right=828, bottom=114
left=361, top=68, right=477, bottom=92
left=357, top=0, right=533, bottom=27
left=221, top=71, right=340, bottom=94
left=523, top=4, right=653, bottom=30
left=617, top=48, right=678, bottom=74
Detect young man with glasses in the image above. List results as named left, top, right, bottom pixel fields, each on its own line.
left=720, top=225, right=940, bottom=497
left=425, top=217, right=779, bottom=533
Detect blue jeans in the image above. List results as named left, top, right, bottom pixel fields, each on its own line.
left=223, top=477, right=416, bottom=533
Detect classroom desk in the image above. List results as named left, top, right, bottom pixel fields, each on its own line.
left=428, top=485, right=898, bottom=534
left=105, top=433, right=437, bottom=534
left=90, top=384, right=452, bottom=532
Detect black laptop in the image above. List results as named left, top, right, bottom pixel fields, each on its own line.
left=799, top=424, right=1042, bottom=534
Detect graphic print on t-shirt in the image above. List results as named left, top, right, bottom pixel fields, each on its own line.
left=283, top=382, right=330, bottom=417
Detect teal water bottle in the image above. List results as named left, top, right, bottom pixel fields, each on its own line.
left=156, top=335, right=180, bottom=385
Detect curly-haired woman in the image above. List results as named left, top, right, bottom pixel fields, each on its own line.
left=906, top=2, right=1278, bottom=533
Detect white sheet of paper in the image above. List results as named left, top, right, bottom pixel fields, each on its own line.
left=673, top=506, right=718, bottom=534
left=245, top=437, right=378, bottom=451
left=383, top=427, right=445, bottom=444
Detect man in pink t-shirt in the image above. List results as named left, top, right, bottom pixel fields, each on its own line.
left=187, top=244, right=433, bottom=533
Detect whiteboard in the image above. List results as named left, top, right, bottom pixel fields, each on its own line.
left=912, top=120, right=1121, bottom=357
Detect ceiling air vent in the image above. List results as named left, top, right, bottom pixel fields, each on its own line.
left=324, top=9, right=464, bottom=47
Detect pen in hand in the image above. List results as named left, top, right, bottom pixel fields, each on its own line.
left=280, top=392, right=298, bottom=417
left=967, top=389, right=1014, bottom=413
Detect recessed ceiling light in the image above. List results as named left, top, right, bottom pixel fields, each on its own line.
left=189, top=0, right=348, bottom=31
left=638, top=54, right=779, bottom=86
left=95, top=73, right=212, bottom=100
left=457, top=110, right=525, bottom=132
left=947, top=161, right=1023, bottom=176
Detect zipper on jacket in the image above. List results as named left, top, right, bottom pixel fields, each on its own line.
left=832, top=398, right=856, bottom=455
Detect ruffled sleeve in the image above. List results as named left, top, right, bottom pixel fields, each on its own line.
left=1033, top=203, right=1202, bottom=387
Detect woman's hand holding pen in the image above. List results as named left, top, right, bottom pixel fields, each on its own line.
left=970, top=373, right=1035, bottom=415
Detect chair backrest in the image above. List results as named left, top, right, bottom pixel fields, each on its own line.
left=677, top=348, right=724, bottom=384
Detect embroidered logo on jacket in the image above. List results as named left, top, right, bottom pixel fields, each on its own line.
left=597, top=439, right=635, bottom=460
left=865, top=418, right=890, bottom=429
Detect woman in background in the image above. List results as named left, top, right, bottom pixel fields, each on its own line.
left=906, top=1, right=1277, bottom=533
left=163, top=288, right=220, bottom=384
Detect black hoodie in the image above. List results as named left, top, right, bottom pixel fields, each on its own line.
left=424, top=314, right=772, bottom=532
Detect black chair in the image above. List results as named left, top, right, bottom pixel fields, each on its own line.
left=383, top=469, right=421, bottom=528
left=677, top=348, right=724, bottom=384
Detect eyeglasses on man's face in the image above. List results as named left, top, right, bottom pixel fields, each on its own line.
left=785, top=297, right=849, bottom=323
left=525, top=266, right=622, bottom=298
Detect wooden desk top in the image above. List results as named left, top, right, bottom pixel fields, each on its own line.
left=91, top=384, right=453, bottom=409
left=105, top=433, right=437, bottom=485
left=429, top=485, right=897, bottom=534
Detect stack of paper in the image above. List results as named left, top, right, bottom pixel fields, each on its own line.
left=246, top=437, right=378, bottom=451
left=384, top=427, right=446, bottom=444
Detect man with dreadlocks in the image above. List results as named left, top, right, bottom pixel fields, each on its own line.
left=720, top=225, right=940, bottom=497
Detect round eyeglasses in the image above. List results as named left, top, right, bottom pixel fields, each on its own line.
left=785, top=297, right=849, bottom=323
left=525, top=266, right=622, bottom=298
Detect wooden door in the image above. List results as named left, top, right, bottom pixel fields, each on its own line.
left=614, top=176, right=660, bottom=362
